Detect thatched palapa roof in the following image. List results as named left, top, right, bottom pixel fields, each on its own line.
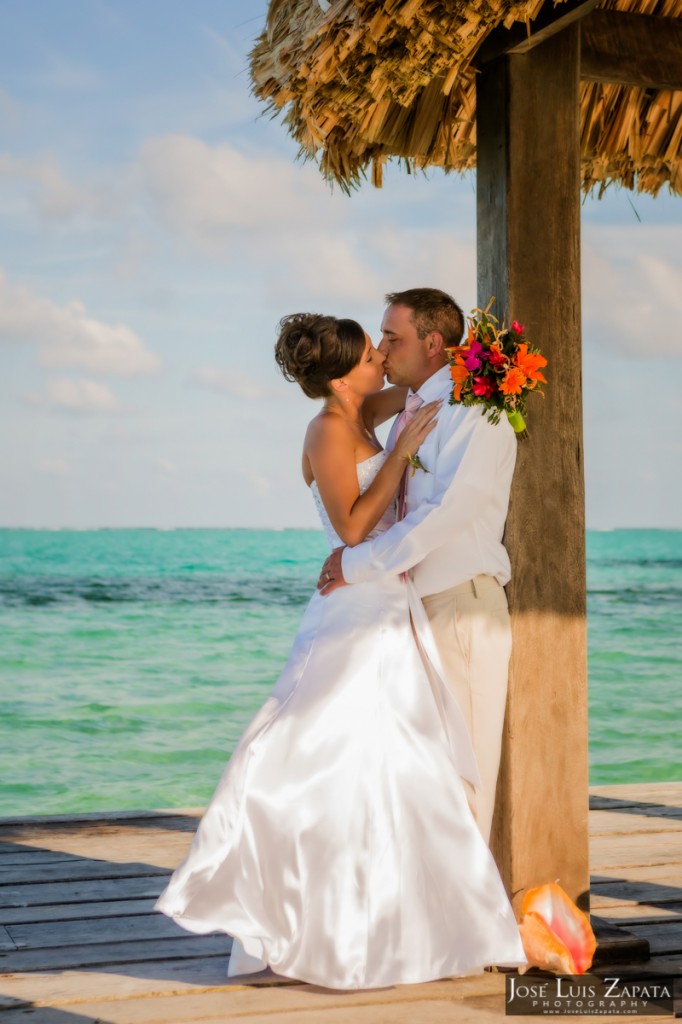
left=249, top=0, right=682, bottom=195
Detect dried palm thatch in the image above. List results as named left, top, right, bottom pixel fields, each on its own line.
left=249, top=0, right=682, bottom=195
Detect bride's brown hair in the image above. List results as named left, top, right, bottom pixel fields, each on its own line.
left=275, top=313, right=366, bottom=399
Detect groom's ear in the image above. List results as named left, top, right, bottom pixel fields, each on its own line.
left=426, top=331, right=445, bottom=356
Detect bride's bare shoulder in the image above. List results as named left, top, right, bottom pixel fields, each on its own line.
left=304, top=410, right=354, bottom=458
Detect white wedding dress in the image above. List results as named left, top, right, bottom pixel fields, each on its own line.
left=155, top=451, right=526, bottom=988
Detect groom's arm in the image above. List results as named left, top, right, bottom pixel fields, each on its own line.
left=341, top=409, right=515, bottom=584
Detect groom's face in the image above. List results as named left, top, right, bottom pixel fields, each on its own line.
left=379, top=304, right=432, bottom=390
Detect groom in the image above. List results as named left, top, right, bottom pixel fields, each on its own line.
left=317, top=287, right=517, bottom=845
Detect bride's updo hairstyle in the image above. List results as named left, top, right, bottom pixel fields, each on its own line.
left=275, top=313, right=366, bottom=399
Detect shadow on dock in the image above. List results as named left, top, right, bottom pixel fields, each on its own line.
left=0, top=784, right=680, bottom=1022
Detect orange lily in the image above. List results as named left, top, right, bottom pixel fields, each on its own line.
left=518, top=882, right=596, bottom=976
left=449, top=354, right=469, bottom=405
left=514, top=343, right=548, bottom=384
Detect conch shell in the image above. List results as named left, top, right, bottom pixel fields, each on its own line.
left=518, top=882, right=596, bottom=975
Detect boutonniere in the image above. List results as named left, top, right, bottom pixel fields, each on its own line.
left=406, top=454, right=429, bottom=477
left=446, top=299, right=548, bottom=440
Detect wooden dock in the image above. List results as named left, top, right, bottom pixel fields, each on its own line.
left=0, top=781, right=680, bottom=1023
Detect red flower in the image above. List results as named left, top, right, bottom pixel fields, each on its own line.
left=511, top=320, right=525, bottom=334
left=472, top=375, right=494, bottom=398
left=486, top=342, right=507, bottom=368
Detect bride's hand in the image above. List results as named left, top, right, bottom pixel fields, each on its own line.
left=392, top=400, right=442, bottom=463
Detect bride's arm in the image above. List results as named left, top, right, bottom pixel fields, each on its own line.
left=362, top=386, right=408, bottom=428
left=305, top=407, right=439, bottom=547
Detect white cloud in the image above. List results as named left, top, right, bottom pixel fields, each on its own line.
left=137, top=139, right=477, bottom=307
left=0, top=268, right=161, bottom=376
left=38, top=54, right=100, bottom=92
left=39, top=457, right=72, bottom=475
left=0, top=153, right=117, bottom=222
left=0, top=88, right=21, bottom=125
left=115, top=231, right=154, bottom=280
left=583, top=228, right=682, bottom=357
left=27, top=377, right=121, bottom=414
left=157, top=458, right=177, bottom=474
left=190, top=365, right=266, bottom=400
left=260, top=222, right=477, bottom=316
left=249, top=472, right=271, bottom=497
left=136, top=134, right=340, bottom=249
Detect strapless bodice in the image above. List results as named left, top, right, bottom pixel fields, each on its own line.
left=310, top=450, right=398, bottom=550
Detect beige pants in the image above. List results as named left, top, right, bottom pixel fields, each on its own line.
left=422, top=574, right=512, bottom=845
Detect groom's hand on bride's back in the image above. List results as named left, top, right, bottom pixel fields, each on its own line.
left=317, top=547, right=348, bottom=596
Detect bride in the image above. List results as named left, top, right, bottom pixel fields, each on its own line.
left=155, top=313, right=526, bottom=989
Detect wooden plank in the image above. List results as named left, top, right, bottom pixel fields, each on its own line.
left=591, top=878, right=682, bottom=904
left=0, top=964, right=507, bottom=1012
left=474, top=0, right=599, bottom=66
left=624, top=920, right=682, bottom=955
left=0, top=925, right=16, bottom=952
left=590, top=805, right=682, bottom=824
left=593, top=864, right=682, bottom=882
left=581, top=10, right=682, bottom=91
left=590, top=840, right=682, bottom=870
left=0, top=844, right=190, bottom=872
left=0, top=824, right=196, bottom=845
left=589, top=812, right=682, bottom=835
left=0, top=897, right=156, bottom=925
left=6, top=911, right=192, bottom=951
left=0, top=852, right=81, bottom=865
left=0, top=993, right=518, bottom=1024
left=590, top=782, right=682, bottom=804
left=477, top=26, right=588, bottom=913
left=599, top=902, right=682, bottom=923
left=0, top=809, right=202, bottom=831
left=0, top=932, right=231, bottom=972
left=0, top=836, right=193, bottom=872
left=0, top=875, right=166, bottom=907
left=0, top=862, right=170, bottom=886
left=591, top=829, right=682, bottom=849
left=0, top=957, right=295, bottom=1011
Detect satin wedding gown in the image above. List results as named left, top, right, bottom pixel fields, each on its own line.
left=155, top=451, right=526, bottom=988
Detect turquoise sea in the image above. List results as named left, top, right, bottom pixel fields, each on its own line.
left=0, top=529, right=680, bottom=817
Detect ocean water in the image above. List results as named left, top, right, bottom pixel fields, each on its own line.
left=0, top=529, right=679, bottom=817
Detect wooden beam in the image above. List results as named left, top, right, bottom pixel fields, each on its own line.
left=477, top=27, right=591, bottom=913
left=580, top=11, right=682, bottom=91
left=474, top=0, right=599, bottom=67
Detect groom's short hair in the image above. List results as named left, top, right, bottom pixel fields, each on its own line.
left=385, top=288, right=464, bottom=347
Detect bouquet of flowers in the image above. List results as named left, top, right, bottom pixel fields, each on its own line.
left=447, top=300, right=547, bottom=440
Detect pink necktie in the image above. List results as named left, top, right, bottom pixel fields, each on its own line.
left=394, top=393, right=423, bottom=521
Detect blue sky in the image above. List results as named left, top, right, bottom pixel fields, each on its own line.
left=1, top=0, right=680, bottom=529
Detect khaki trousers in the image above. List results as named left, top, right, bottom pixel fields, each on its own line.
left=421, top=574, right=511, bottom=845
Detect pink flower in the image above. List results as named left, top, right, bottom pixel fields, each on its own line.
left=511, top=320, right=525, bottom=334
left=464, top=338, right=483, bottom=372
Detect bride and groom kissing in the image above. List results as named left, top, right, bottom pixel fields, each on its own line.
left=156, top=287, right=526, bottom=988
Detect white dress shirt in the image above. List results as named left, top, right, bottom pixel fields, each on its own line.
left=342, top=365, right=517, bottom=597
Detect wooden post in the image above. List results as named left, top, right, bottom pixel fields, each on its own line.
left=476, top=26, right=590, bottom=911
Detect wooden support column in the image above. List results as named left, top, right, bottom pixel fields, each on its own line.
left=476, top=26, right=590, bottom=912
